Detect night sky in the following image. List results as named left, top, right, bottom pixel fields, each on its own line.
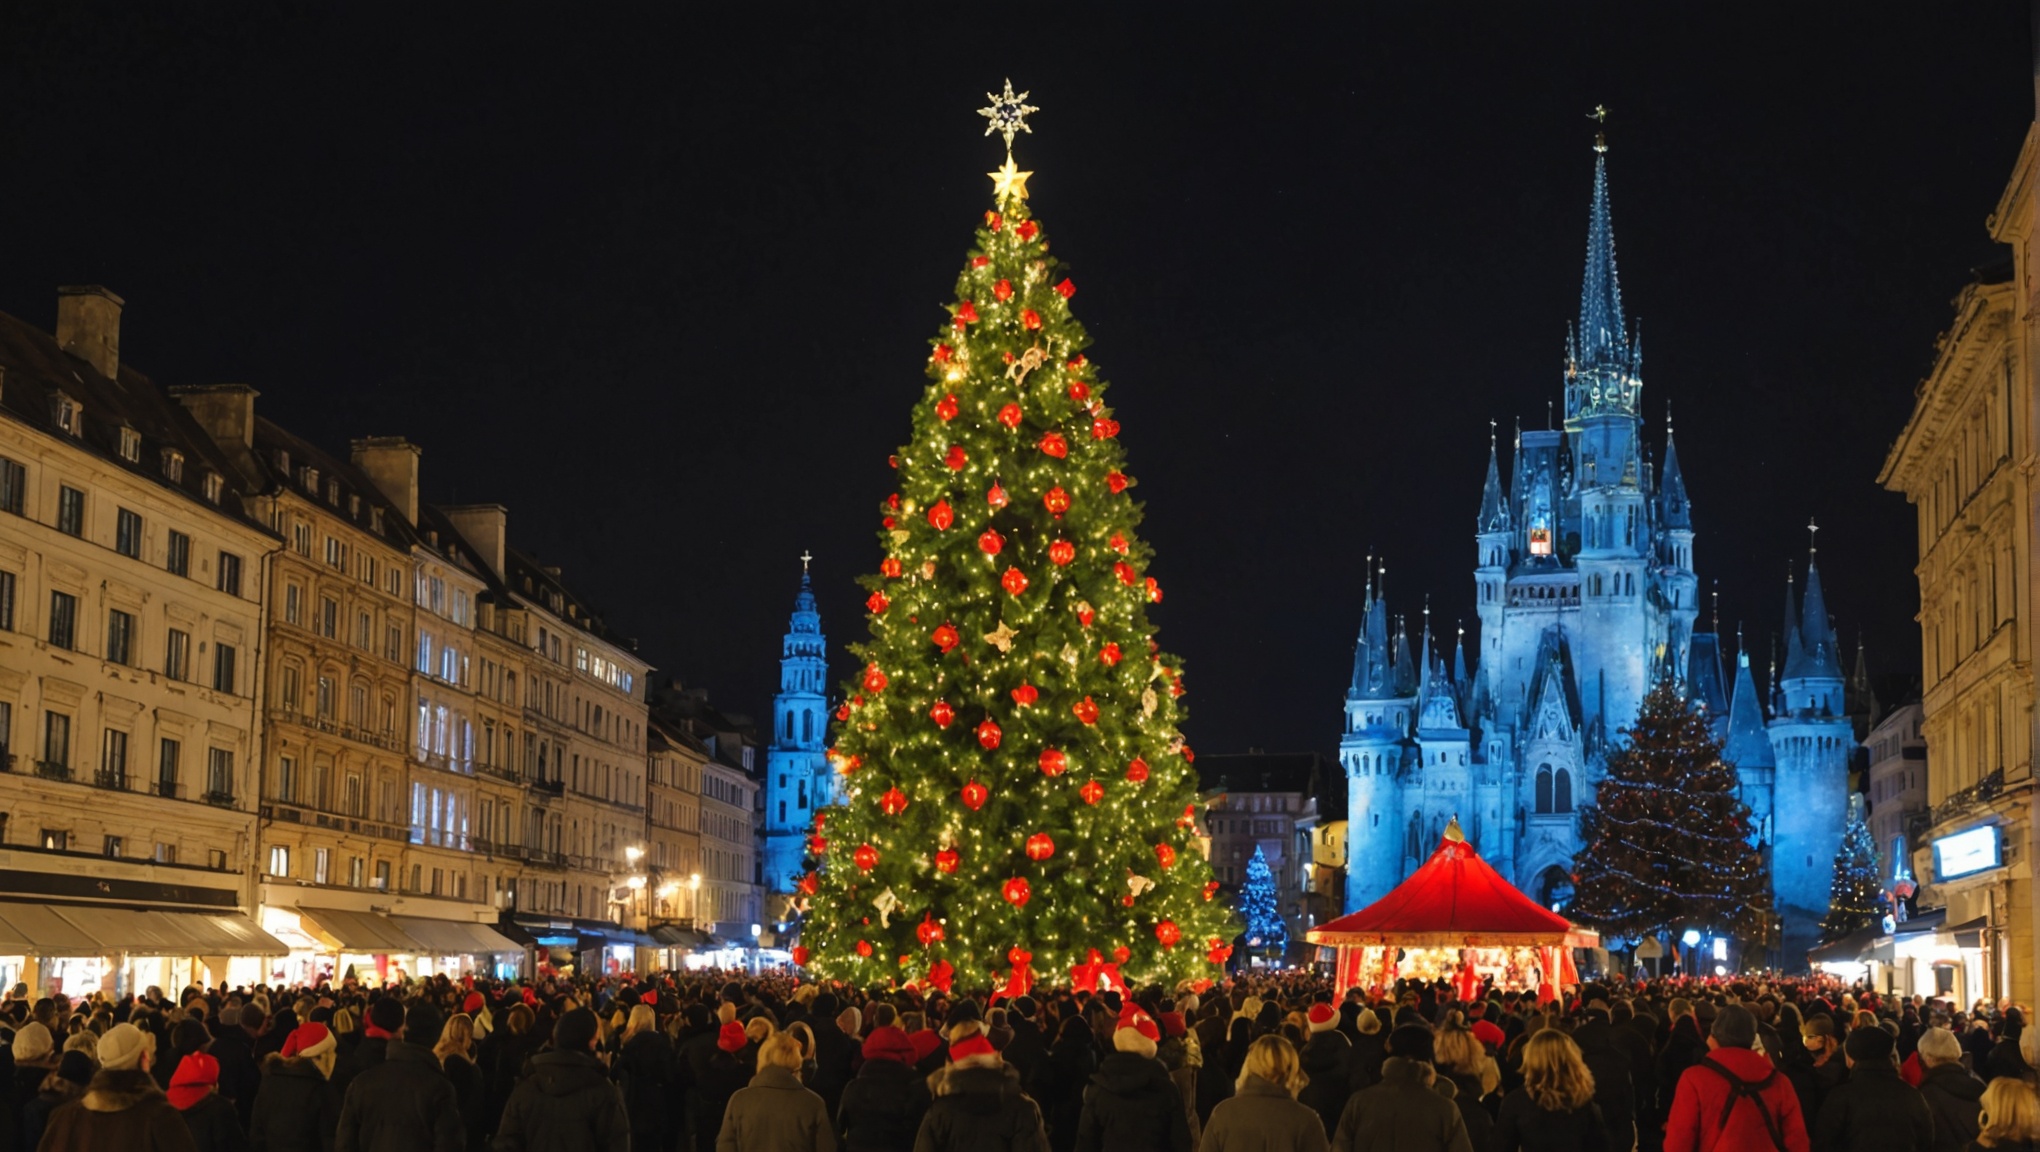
left=0, top=5, right=2027, bottom=755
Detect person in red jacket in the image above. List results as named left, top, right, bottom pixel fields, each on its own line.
left=1663, top=1004, right=1809, bottom=1152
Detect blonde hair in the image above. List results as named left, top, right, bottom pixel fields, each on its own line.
left=758, top=1033, right=805, bottom=1072
left=1433, top=1023, right=1484, bottom=1076
left=434, top=1014, right=475, bottom=1063
left=623, top=1004, right=658, bottom=1042
left=1522, top=1030, right=1597, bottom=1112
left=1980, top=1077, right=2040, bottom=1147
left=1239, top=1034, right=1306, bottom=1097
left=744, top=1016, right=776, bottom=1046
left=1355, top=1007, right=1381, bottom=1035
left=1668, top=997, right=1693, bottom=1022
left=787, top=1021, right=816, bottom=1059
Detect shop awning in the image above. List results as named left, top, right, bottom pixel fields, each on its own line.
left=389, top=916, right=521, bottom=955
left=650, top=925, right=715, bottom=948
left=0, top=903, right=103, bottom=955
left=295, top=907, right=423, bottom=953
left=1808, top=922, right=1884, bottom=965
left=1950, top=916, right=1988, bottom=949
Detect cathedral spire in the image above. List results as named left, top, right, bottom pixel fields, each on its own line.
left=1659, top=413, right=1691, bottom=532
left=1566, top=118, right=1641, bottom=422
left=1479, top=423, right=1510, bottom=532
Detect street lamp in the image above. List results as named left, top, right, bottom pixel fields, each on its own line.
left=750, top=923, right=762, bottom=975
left=624, top=845, right=644, bottom=864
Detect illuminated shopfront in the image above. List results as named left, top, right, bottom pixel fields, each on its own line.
left=0, top=901, right=287, bottom=998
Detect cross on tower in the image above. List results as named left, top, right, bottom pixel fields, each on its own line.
left=800, top=550, right=813, bottom=572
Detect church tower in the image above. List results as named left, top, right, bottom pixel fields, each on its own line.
left=1340, top=569, right=1417, bottom=912
left=1768, top=537, right=1852, bottom=957
left=762, top=558, right=830, bottom=896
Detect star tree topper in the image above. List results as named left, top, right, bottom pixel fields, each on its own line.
left=978, top=78, right=1038, bottom=150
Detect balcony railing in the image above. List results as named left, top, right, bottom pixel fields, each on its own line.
left=34, top=760, right=71, bottom=782
left=201, top=789, right=237, bottom=809
left=528, top=776, right=564, bottom=797
left=93, top=769, right=129, bottom=791
left=527, top=848, right=566, bottom=868
left=152, top=779, right=183, bottom=800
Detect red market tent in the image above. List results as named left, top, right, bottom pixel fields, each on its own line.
left=1308, top=819, right=1597, bottom=997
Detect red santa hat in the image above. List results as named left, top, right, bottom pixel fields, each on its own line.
left=1114, top=1004, right=1161, bottom=1056
left=281, top=1022, right=336, bottom=1061
left=947, top=1031, right=998, bottom=1063
left=1307, top=1003, right=1339, bottom=1033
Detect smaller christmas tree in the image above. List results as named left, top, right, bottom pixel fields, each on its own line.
left=1239, top=845, right=1288, bottom=958
left=1820, top=796, right=1881, bottom=943
left=1570, top=677, right=1773, bottom=942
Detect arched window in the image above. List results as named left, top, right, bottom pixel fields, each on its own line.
left=1554, top=767, right=1573, bottom=813
left=801, top=710, right=813, bottom=744
left=1407, top=811, right=1423, bottom=859
left=1535, top=765, right=1553, bottom=813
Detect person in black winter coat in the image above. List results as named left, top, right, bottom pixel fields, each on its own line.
left=1002, top=999, right=1049, bottom=1090
left=1347, top=1009, right=1388, bottom=1093
left=433, top=1016, right=489, bottom=1152
left=169, top=1052, right=251, bottom=1152
left=1039, top=1015, right=1098, bottom=1152
left=1913, top=1027, right=1983, bottom=1152
left=331, top=998, right=400, bottom=1107
left=1810, top=1025, right=1933, bottom=1152
left=19, top=1051, right=92, bottom=1152
left=1571, top=1012, right=1637, bottom=1152
left=836, top=1025, right=932, bottom=1152
left=610, top=1008, right=677, bottom=1152
left=491, top=1008, right=629, bottom=1152
left=913, top=1030, right=1050, bottom=1152
left=249, top=1036, right=343, bottom=1152
left=683, top=1021, right=749, bottom=1152
left=1073, top=1007, right=1192, bottom=1152
left=1295, top=1006, right=1355, bottom=1137
left=1654, top=1005, right=1706, bottom=1120
left=335, top=1002, right=463, bottom=1152
left=482, top=1005, right=545, bottom=1139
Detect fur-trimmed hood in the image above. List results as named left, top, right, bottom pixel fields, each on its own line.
left=83, top=1068, right=165, bottom=1112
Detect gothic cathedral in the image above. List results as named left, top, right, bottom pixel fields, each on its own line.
left=763, top=562, right=831, bottom=896
left=1340, top=147, right=1858, bottom=959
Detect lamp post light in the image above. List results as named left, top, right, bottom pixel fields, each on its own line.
left=750, top=923, right=762, bottom=974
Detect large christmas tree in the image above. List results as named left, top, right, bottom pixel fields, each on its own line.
left=797, top=86, right=1234, bottom=991
left=1570, top=677, right=1772, bottom=942
left=1820, top=797, right=1881, bottom=943
left=1239, top=845, right=1288, bottom=959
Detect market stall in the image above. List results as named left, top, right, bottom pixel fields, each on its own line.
left=1306, top=819, right=1598, bottom=1002
left=0, top=902, right=287, bottom=997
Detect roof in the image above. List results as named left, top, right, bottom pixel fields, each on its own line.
left=250, top=416, right=420, bottom=552
left=506, top=544, right=634, bottom=650
left=1307, top=821, right=1597, bottom=948
left=1197, top=751, right=1328, bottom=798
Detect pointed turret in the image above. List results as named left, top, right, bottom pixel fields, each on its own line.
left=1659, top=428, right=1691, bottom=531
left=1351, top=566, right=1394, bottom=700
left=1797, top=559, right=1843, bottom=681
left=1782, top=568, right=1804, bottom=675
left=1578, top=151, right=1625, bottom=372
left=1453, top=626, right=1470, bottom=688
left=1479, top=433, right=1511, bottom=532
left=1724, top=650, right=1774, bottom=772
left=1392, top=619, right=1417, bottom=697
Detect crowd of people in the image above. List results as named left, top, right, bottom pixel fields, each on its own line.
left=0, top=964, right=2035, bottom=1152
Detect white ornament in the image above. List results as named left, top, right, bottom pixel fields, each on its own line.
left=977, top=79, right=1039, bottom=150
left=873, top=887, right=900, bottom=928
left=1127, top=871, right=1155, bottom=898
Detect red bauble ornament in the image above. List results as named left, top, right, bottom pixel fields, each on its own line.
left=791, top=945, right=809, bottom=967
left=1100, top=643, right=1122, bottom=666
left=987, top=483, right=1009, bottom=508
left=1025, top=833, right=1055, bottom=861
left=880, top=787, right=909, bottom=817
left=976, top=718, right=1003, bottom=750
left=994, top=278, right=1013, bottom=302
left=956, top=301, right=979, bottom=324
left=1056, top=278, right=1075, bottom=299
left=932, top=622, right=960, bottom=652
left=1068, top=381, right=1090, bottom=402
left=917, top=913, right=945, bottom=946
left=1146, top=576, right=1163, bottom=603
left=1092, top=417, right=1120, bottom=440
left=1122, top=894, right=1136, bottom=907
left=835, top=704, right=850, bottom=721
left=1048, top=540, right=1075, bottom=566
left=927, top=957, right=955, bottom=992
left=1011, top=683, right=1040, bottom=707
left=944, top=444, right=967, bottom=470
left=1106, top=471, right=1129, bottom=494
left=1073, top=696, right=1100, bottom=725
left=985, top=211, right=1002, bottom=230
left=1016, top=220, right=1039, bottom=241
left=1109, top=533, right=1129, bottom=554
left=928, top=501, right=955, bottom=531
left=1038, top=747, right=1067, bottom=776
left=889, top=455, right=899, bottom=469
left=998, top=403, right=1023, bottom=429
left=933, top=343, right=954, bottom=362
left=797, top=872, right=819, bottom=896
left=1156, top=920, right=1181, bottom=948
left=881, top=516, right=895, bottom=529
left=1155, top=844, right=1177, bottom=869
left=880, top=557, right=903, bottom=579
left=863, top=664, right=889, bottom=692
left=856, top=939, right=873, bottom=957
left=1043, top=487, right=1071, bottom=516
left=1076, top=603, right=1096, bottom=627
left=866, top=591, right=890, bottom=614
left=1022, top=308, right=1042, bottom=330
left=971, top=255, right=989, bottom=267
left=808, top=834, right=828, bottom=855
left=1182, top=746, right=1196, bottom=763
left=1008, top=944, right=1033, bottom=967
left=977, top=529, right=1004, bottom=556
left=1002, top=877, right=1031, bottom=906
left=1001, top=567, right=1029, bottom=596
left=935, top=394, right=959, bottom=421
left=1207, top=940, right=1231, bottom=965
left=929, top=700, right=955, bottom=728
left=935, top=847, right=960, bottom=873
left=854, top=844, right=880, bottom=871
left=1114, top=560, right=1137, bottom=585
left=1126, top=757, right=1149, bottom=784
left=1039, top=432, right=1068, bottom=459
left=1113, top=945, right=1131, bottom=964
left=961, top=780, right=989, bottom=810
left=1079, top=779, right=1105, bottom=805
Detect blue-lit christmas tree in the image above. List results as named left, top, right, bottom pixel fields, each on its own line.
left=1239, top=845, right=1288, bottom=957
left=1820, top=797, right=1881, bottom=944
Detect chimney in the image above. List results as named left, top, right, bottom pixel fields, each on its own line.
left=439, top=504, right=508, bottom=577
left=170, top=383, right=259, bottom=450
left=56, top=285, right=123, bottom=379
left=350, top=437, right=421, bottom=526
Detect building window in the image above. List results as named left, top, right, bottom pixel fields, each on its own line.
left=314, top=847, right=331, bottom=885
left=325, top=537, right=345, bottom=570
left=268, top=845, right=289, bottom=877
left=355, top=611, right=371, bottom=650
left=115, top=508, right=141, bottom=557
left=165, top=629, right=190, bottom=680
left=154, top=842, right=175, bottom=864
left=1554, top=767, right=1573, bottom=813
left=0, top=457, right=23, bottom=515
left=158, top=738, right=180, bottom=797
left=217, top=552, right=242, bottom=596
left=284, top=584, right=301, bottom=626
left=349, top=856, right=365, bottom=888
left=277, top=755, right=297, bottom=802
left=316, top=676, right=334, bottom=720
left=48, top=590, right=76, bottom=649
left=106, top=609, right=134, bottom=665
left=100, top=728, right=127, bottom=786
left=319, top=597, right=337, bottom=639
left=206, top=748, right=233, bottom=800
left=202, top=473, right=222, bottom=503
left=117, top=429, right=142, bottom=462
left=166, top=530, right=190, bottom=576
left=213, top=644, right=237, bottom=693
left=56, top=486, right=84, bottom=536
left=103, top=834, right=123, bottom=857
left=161, top=448, right=183, bottom=482
left=0, top=570, right=15, bottom=631
left=374, top=860, right=390, bottom=890
left=207, top=848, right=226, bottom=869
left=41, top=829, right=67, bottom=851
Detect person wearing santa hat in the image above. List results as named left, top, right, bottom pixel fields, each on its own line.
left=914, top=1024, right=1050, bottom=1152
left=249, top=1021, right=343, bottom=1152
left=1073, top=1004, right=1193, bottom=1152
left=1297, top=1000, right=1357, bottom=1137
